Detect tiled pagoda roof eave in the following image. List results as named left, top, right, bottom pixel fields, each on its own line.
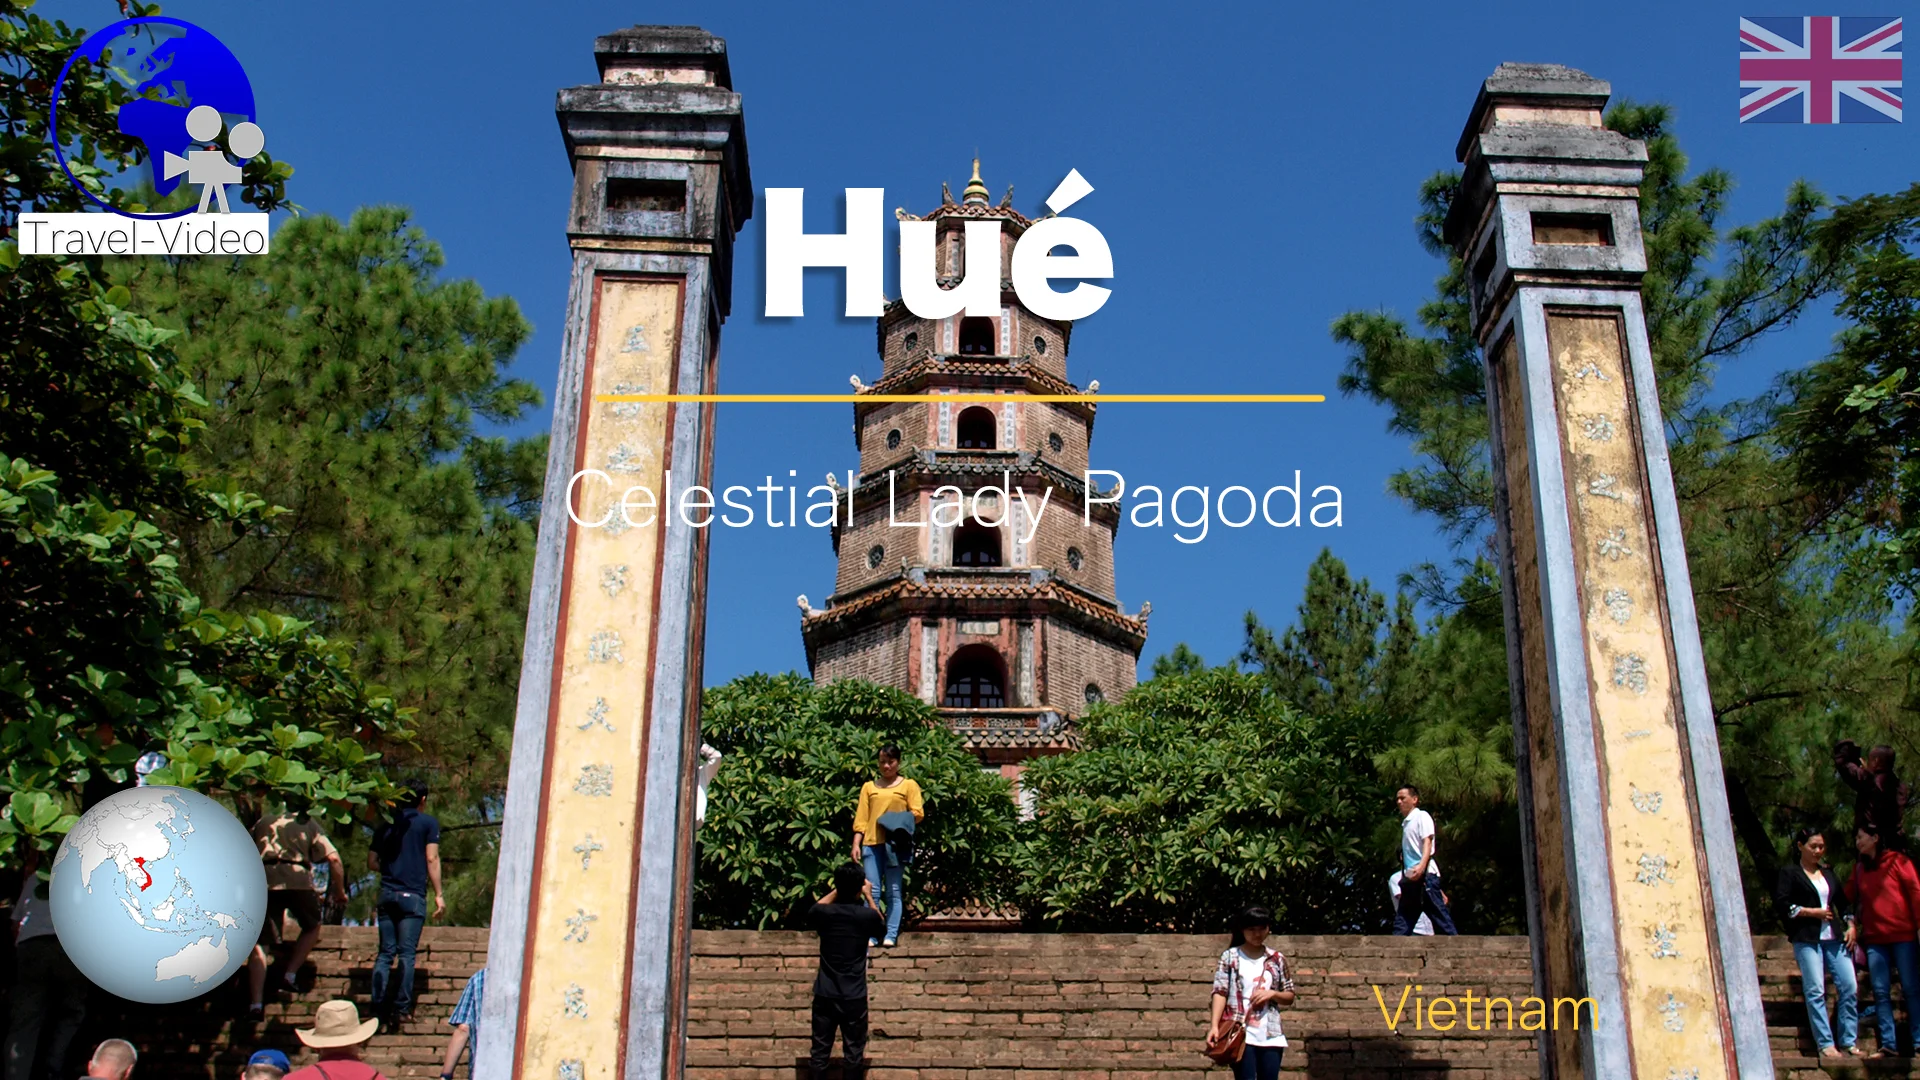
left=798, top=577, right=1148, bottom=646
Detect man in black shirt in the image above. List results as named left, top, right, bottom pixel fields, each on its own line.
left=807, top=863, right=884, bottom=1080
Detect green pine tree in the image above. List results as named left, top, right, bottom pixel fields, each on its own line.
left=1330, top=100, right=1918, bottom=919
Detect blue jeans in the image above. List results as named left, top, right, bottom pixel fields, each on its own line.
left=372, top=886, right=427, bottom=1014
left=1793, top=938, right=1860, bottom=1051
left=1230, top=1045, right=1283, bottom=1080
left=1866, top=940, right=1920, bottom=1052
left=1392, top=872, right=1457, bottom=935
left=861, top=846, right=904, bottom=942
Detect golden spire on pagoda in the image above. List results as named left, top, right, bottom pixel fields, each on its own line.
left=961, top=157, right=990, bottom=206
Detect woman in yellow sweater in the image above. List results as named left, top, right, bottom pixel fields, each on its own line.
left=850, top=744, right=924, bottom=947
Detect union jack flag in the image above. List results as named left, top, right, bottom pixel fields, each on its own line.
left=1740, top=17, right=1902, bottom=123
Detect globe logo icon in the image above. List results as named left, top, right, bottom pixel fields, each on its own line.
left=50, top=16, right=259, bottom=219
left=48, top=786, right=267, bottom=1004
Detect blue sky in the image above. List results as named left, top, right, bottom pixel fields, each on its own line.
left=47, top=1, right=1916, bottom=684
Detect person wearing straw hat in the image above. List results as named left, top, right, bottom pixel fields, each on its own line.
left=283, top=1001, right=386, bottom=1080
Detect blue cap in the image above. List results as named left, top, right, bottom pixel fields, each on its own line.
left=247, top=1049, right=291, bottom=1071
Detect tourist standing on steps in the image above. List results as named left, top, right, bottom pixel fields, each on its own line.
left=806, top=863, right=884, bottom=1080
left=1844, top=823, right=1920, bottom=1058
left=1206, top=906, right=1296, bottom=1080
left=1778, top=826, right=1862, bottom=1060
left=1391, top=786, right=1457, bottom=936
left=850, top=745, right=923, bottom=948
left=368, top=783, right=443, bottom=1027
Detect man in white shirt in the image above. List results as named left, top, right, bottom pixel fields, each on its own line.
left=1392, top=785, right=1458, bottom=935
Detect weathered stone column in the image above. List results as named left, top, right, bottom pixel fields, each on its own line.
left=1444, top=65, right=1770, bottom=1080
left=475, top=26, right=749, bottom=1080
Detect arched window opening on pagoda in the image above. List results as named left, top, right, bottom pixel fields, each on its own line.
left=953, top=522, right=1001, bottom=566
left=956, top=406, right=997, bottom=449
left=958, top=316, right=996, bottom=355
left=943, top=645, right=1008, bottom=709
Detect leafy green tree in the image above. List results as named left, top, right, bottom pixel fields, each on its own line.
left=1781, top=185, right=1920, bottom=591
left=0, top=2, right=401, bottom=868
left=1018, top=668, right=1391, bottom=933
left=695, top=674, right=1019, bottom=930
left=1329, top=100, right=1917, bottom=917
left=110, top=209, right=545, bottom=820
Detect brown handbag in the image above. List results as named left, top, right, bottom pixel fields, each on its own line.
left=1204, top=959, right=1248, bottom=1064
left=1205, top=1019, right=1246, bottom=1065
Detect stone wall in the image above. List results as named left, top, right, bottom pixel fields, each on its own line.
left=5, top=929, right=1891, bottom=1079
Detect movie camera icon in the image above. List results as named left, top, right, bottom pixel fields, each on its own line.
left=160, top=104, right=265, bottom=214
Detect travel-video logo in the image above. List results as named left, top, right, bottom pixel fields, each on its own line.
left=22, top=15, right=273, bottom=256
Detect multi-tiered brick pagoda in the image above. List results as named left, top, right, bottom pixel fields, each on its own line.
left=800, top=161, right=1147, bottom=794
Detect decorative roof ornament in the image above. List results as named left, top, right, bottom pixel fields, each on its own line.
left=962, top=158, right=990, bottom=207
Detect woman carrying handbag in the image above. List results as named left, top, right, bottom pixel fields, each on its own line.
left=1777, top=826, right=1862, bottom=1060
left=1206, top=906, right=1295, bottom=1079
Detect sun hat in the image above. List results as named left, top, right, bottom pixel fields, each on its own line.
left=295, top=1000, right=378, bottom=1048
left=246, top=1049, right=292, bottom=1071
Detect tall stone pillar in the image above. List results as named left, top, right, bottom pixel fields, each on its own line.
left=475, top=26, right=749, bottom=1080
left=1444, top=65, right=1770, bottom=1080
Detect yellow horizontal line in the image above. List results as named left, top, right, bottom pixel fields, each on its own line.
left=592, top=393, right=1325, bottom=404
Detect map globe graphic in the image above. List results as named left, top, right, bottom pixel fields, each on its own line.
left=49, top=786, right=266, bottom=1003
left=56, top=17, right=256, bottom=212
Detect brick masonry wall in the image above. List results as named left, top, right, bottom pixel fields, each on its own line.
left=1027, top=481, right=1117, bottom=598
left=9, top=930, right=1897, bottom=1079
left=1043, top=616, right=1138, bottom=715
left=812, top=618, right=911, bottom=691
left=831, top=503, right=900, bottom=596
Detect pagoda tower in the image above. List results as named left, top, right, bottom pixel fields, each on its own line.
left=800, top=161, right=1147, bottom=794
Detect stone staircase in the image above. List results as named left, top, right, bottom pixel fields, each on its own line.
left=688, top=931, right=1542, bottom=1078
left=1756, top=938, right=1919, bottom=1080
left=64, top=926, right=491, bottom=1079
left=25, top=929, right=1917, bottom=1078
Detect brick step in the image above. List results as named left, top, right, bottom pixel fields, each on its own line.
left=59, top=929, right=1876, bottom=1080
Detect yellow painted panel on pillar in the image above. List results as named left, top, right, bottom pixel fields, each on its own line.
left=520, top=277, right=682, bottom=1080
left=1549, top=312, right=1729, bottom=1080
